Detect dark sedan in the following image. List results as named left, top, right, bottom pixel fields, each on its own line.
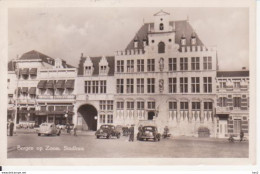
left=95, top=125, right=121, bottom=139
left=137, top=126, right=161, bottom=142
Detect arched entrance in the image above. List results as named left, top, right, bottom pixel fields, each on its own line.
left=148, top=111, right=155, bottom=120
left=77, top=104, right=97, bottom=131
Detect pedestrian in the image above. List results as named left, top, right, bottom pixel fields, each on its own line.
left=66, top=123, right=71, bottom=134
left=73, top=124, right=77, bottom=136
left=240, top=130, right=244, bottom=142
left=9, top=120, right=14, bottom=136
left=129, top=124, right=134, bottom=142
left=7, top=121, right=10, bottom=136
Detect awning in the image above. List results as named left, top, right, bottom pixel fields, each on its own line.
left=46, top=80, right=55, bottom=89
left=29, top=68, right=37, bottom=75
left=65, top=80, right=75, bottom=89
left=28, top=87, right=36, bottom=94
left=21, top=68, right=29, bottom=75
left=22, top=87, right=28, bottom=93
left=55, top=80, right=65, bottom=89
left=37, top=80, right=47, bottom=89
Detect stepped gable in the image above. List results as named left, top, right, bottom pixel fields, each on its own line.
left=125, top=20, right=204, bottom=51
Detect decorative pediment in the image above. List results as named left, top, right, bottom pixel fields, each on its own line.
left=84, top=56, right=94, bottom=76
left=99, top=56, right=109, bottom=75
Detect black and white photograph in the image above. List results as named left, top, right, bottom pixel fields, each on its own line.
left=0, top=0, right=257, bottom=167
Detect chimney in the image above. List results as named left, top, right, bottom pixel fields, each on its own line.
left=242, top=67, right=246, bottom=70
left=81, top=53, right=83, bottom=57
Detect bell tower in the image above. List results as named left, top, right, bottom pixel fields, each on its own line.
left=153, top=10, right=171, bottom=33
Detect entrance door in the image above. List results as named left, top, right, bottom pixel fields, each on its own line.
left=148, top=111, right=155, bottom=120
left=219, top=120, right=227, bottom=138
left=77, top=104, right=98, bottom=131
left=233, top=119, right=241, bottom=135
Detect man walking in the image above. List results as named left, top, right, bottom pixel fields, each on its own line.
left=240, top=130, right=244, bottom=142
left=9, top=120, right=14, bottom=136
left=129, top=124, right=134, bottom=142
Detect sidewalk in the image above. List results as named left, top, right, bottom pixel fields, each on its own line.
left=14, top=128, right=96, bottom=136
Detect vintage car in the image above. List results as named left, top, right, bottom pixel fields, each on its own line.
left=37, top=123, right=61, bottom=136
left=95, top=125, right=120, bottom=139
left=137, top=126, right=161, bottom=141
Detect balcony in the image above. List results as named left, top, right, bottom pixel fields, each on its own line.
left=17, top=98, right=36, bottom=104
left=37, top=95, right=76, bottom=100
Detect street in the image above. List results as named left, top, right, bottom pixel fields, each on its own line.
left=8, top=131, right=249, bottom=158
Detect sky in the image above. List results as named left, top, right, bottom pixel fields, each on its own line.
left=8, top=7, right=249, bottom=70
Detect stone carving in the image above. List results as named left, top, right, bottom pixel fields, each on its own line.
left=159, top=57, right=164, bottom=71
left=159, top=79, right=164, bottom=93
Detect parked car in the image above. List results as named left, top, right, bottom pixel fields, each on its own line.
left=95, top=125, right=121, bottom=139
left=38, top=123, right=61, bottom=136
left=137, top=125, right=161, bottom=141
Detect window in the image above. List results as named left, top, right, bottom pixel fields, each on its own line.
left=191, top=77, right=200, bottom=93
left=180, top=102, right=188, bottom=110
left=219, top=97, right=227, bottom=107
left=117, top=60, right=124, bottom=73
left=137, top=59, right=144, bottom=72
left=233, top=97, right=241, bottom=108
left=85, top=81, right=91, bottom=93
left=169, top=78, right=177, bottom=93
left=107, top=100, right=113, bottom=110
left=100, top=115, right=106, bottom=123
left=233, top=119, right=241, bottom=134
left=137, top=101, right=145, bottom=110
left=127, top=60, right=134, bottom=73
left=204, top=102, right=213, bottom=110
left=169, top=101, right=177, bottom=110
left=147, top=59, right=155, bottom=72
left=85, top=66, right=92, bottom=75
left=180, top=77, right=188, bottom=93
left=92, top=81, right=99, bottom=93
left=40, top=106, right=46, bottom=111
left=100, top=66, right=107, bottom=74
left=127, top=101, right=134, bottom=110
left=117, top=101, right=124, bottom=110
left=116, top=79, right=124, bottom=93
left=192, top=102, right=200, bottom=110
left=203, top=77, right=212, bottom=93
left=158, top=42, right=165, bottom=53
left=191, top=57, right=200, bottom=70
left=147, top=78, right=155, bottom=93
left=219, top=81, right=226, bottom=88
left=148, top=101, right=155, bottom=109
left=180, top=57, right=188, bottom=70
left=137, top=78, right=144, bottom=93
left=169, top=58, right=177, bottom=71
left=99, top=101, right=106, bottom=110
left=107, top=115, right=113, bottom=123
left=100, top=80, right=106, bottom=93
left=203, top=56, right=212, bottom=70
left=159, top=23, right=164, bottom=30
left=126, top=79, right=134, bottom=93
left=234, top=81, right=240, bottom=88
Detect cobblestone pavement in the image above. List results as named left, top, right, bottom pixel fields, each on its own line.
left=7, top=131, right=248, bottom=158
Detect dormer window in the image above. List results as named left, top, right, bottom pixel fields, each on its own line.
left=159, top=23, right=164, bottom=30
left=99, top=56, right=109, bottom=75
left=85, top=66, right=92, bottom=75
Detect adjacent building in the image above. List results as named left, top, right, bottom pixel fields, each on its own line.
left=8, top=50, right=76, bottom=127
left=216, top=70, right=249, bottom=138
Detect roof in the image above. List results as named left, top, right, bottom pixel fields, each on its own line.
left=78, top=56, right=115, bottom=76
left=19, top=50, right=74, bottom=68
left=125, top=20, right=204, bottom=51
left=217, top=71, right=249, bottom=77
